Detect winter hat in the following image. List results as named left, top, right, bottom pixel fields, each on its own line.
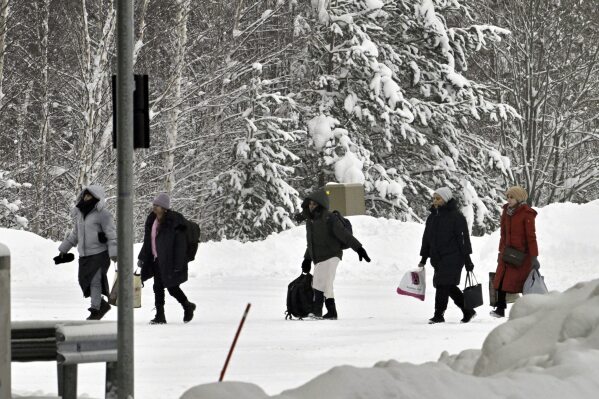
left=153, top=193, right=171, bottom=209
left=434, top=187, right=453, bottom=203
left=506, top=186, right=528, bottom=203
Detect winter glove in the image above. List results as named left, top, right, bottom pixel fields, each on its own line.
left=293, top=212, right=306, bottom=223
left=98, top=232, right=107, bottom=243
left=465, top=255, right=474, bottom=272
left=357, top=247, right=371, bottom=262
left=301, top=258, right=312, bottom=274
left=532, top=256, right=540, bottom=270
left=418, top=257, right=427, bottom=268
left=53, top=252, right=75, bottom=265
left=137, top=259, right=144, bottom=269
left=110, top=256, right=118, bottom=263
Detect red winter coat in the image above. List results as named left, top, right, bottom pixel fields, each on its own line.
left=493, top=203, right=538, bottom=293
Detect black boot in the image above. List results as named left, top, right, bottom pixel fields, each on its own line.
left=310, top=290, right=324, bottom=318
left=150, top=306, right=167, bottom=324
left=96, top=299, right=111, bottom=320
left=490, top=307, right=505, bottom=318
left=428, top=310, right=445, bottom=324
left=86, top=308, right=99, bottom=320
left=323, top=298, right=337, bottom=320
left=183, top=301, right=196, bottom=323
left=461, top=308, right=477, bottom=323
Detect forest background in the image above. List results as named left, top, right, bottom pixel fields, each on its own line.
left=0, top=0, right=597, bottom=242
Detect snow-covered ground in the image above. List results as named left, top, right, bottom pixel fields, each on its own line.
left=4, top=200, right=599, bottom=398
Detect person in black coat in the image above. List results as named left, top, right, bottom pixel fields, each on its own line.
left=138, top=193, right=196, bottom=324
left=419, top=187, right=476, bottom=324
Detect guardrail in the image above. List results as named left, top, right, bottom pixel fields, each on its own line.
left=11, top=320, right=118, bottom=399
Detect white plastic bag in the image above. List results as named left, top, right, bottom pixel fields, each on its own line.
left=523, top=268, right=548, bottom=295
left=396, top=267, right=426, bottom=301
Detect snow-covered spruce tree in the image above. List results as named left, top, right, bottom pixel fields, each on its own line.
left=0, top=170, right=30, bottom=229
left=291, top=0, right=518, bottom=232
left=207, top=64, right=303, bottom=241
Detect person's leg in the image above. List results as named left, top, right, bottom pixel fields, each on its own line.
left=167, top=285, right=196, bottom=323
left=491, top=279, right=507, bottom=318
left=312, top=257, right=340, bottom=319
left=430, top=285, right=450, bottom=323
left=449, top=285, right=476, bottom=323
left=151, top=261, right=167, bottom=324
left=89, top=268, right=103, bottom=310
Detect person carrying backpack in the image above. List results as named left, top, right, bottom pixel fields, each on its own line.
left=137, top=193, right=196, bottom=324
left=296, top=188, right=371, bottom=320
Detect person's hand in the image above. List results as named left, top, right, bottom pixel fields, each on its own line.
left=137, top=259, right=144, bottom=269
left=110, top=256, right=117, bottom=263
left=53, top=252, right=74, bottom=265
left=293, top=212, right=306, bottom=223
left=301, top=258, right=312, bottom=274
left=357, top=247, right=371, bottom=262
left=465, top=255, right=474, bottom=272
left=418, top=262, right=425, bottom=268
left=532, top=256, right=540, bottom=270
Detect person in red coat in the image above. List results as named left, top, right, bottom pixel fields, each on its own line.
left=491, top=186, right=539, bottom=318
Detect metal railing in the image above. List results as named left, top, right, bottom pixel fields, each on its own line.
left=11, top=320, right=118, bottom=399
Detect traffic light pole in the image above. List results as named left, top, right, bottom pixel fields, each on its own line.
left=116, top=0, right=134, bottom=398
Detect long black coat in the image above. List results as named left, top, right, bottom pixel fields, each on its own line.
left=138, top=210, right=188, bottom=288
left=420, top=199, right=472, bottom=287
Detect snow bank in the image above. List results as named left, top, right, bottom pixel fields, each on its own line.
left=182, top=279, right=599, bottom=399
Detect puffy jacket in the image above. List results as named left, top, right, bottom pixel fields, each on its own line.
left=420, top=199, right=472, bottom=287
left=59, top=185, right=117, bottom=257
left=302, top=189, right=362, bottom=264
left=493, top=203, right=538, bottom=293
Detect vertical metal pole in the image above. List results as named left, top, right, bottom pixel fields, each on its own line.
left=0, top=244, right=10, bottom=398
left=116, top=0, right=134, bottom=398
left=58, top=364, right=78, bottom=399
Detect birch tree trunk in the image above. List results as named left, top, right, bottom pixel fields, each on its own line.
left=163, top=0, right=190, bottom=193
left=0, top=0, right=10, bottom=102
left=76, top=0, right=116, bottom=189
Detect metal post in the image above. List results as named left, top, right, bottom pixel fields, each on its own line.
left=0, top=243, right=10, bottom=398
left=116, top=0, right=134, bottom=397
left=57, top=364, right=78, bottom=399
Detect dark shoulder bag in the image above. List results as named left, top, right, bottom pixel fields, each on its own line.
left=502, top=246, right=526, bottom=267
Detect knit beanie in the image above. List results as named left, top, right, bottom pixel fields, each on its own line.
left=153, top=193, right=171, bottom=209
left=434, top=187, right=453, bottom=203
left=506, top=186, right=528, bottom=203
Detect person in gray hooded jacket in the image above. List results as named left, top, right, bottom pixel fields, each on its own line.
left=296, top=188, right=371, bottom=320
left=57, top=185, right=117, bottom=320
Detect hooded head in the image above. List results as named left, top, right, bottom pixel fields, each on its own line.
left=506, top=186, right=528, bottom=203
left=153, top=193, right=171, bottom=210
left=75, top=184, right=106, bottom=216
left=301, top=189, right=329, bottom=218
left=434, top=187, right=453, bottom=203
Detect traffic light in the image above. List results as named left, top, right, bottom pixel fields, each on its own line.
left=112, top=74, right=150, bottom=149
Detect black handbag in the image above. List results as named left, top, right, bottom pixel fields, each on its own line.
left=502, top=246, right=526, bottom=267
left=463, top=271, right=483, bottom=309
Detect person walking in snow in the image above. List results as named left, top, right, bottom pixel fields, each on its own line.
left=138, top=193, right=196, bottom=324
left=491, top=186, right=539, bottom=318
left=57, top=185, right=117, bottom=320
left=419, top=187, right=476, bottom=324
left=296, top=188, right=371, bottom=320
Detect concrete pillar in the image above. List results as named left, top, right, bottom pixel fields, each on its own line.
left=0, top=243, right=11, bottom=398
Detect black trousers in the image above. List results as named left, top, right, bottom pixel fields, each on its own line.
left=435, top=284, right=464, bottom=312
left=496, top=278, right=507, bottom=310
left=152, top=260, right=188, bottom=307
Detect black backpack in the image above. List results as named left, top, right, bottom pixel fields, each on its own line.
left=285, top=273, right=314, bottom=320
left=328, top=210, right=353, bottom=250
left=183, top=218, right=201, bottom=261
